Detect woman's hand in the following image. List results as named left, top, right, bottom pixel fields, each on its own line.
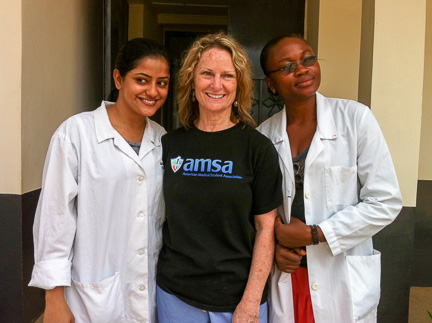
left=275, top=215, right=311, bottom=248
left=233, top=300, right=260, bottom=323
left=44, top=287, right=75, bottom=323
left=275, top=215, right=326, bottom=249
left=275, top=243, right=306, bottom=273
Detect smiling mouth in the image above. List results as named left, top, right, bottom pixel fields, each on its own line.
left=206, top=93, right=225, bottom=99
left=296, top=78, right=314, bottom=87
left=140, top=98, right=157, bottom=105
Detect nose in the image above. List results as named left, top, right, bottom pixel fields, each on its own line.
left=211, top=75, right=222, bottom=90
left=146, top=82, right=158, bottom=97
left=294, top=62, right=308, bottom=76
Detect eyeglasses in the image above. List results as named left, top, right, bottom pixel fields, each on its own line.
left=267, top=55, right=318, bottom=75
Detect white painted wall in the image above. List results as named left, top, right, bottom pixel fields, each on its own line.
left=370, top=0, right=426, bottom=206
left=316, top=0, right=362, bottom=101
left=21, top=0, right=103, bottom=193
left=419, top=0, right=432, bottom=180
left=0, top=0, right=22, bottom=194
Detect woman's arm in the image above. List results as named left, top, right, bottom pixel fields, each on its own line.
left=29, top=128, right=78, bottom=289
left=275, top=216, right=326, bottom=249
left=233, top=208, right=277, bottom=323
left=44, top=287, right=75, bottom=323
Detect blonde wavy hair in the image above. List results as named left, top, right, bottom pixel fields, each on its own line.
left=177, top=33, right=255, bottom=128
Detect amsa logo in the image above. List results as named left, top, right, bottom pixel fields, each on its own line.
left=170, top=155, right=233, bottom=174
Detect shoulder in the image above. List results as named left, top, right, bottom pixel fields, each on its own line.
left=320, top=93, right=370, bottom=118
left=161, top=126, right=188, bottom=143
left=54, top=109, right=95, bottom=141
left=240, top=124, right=273, bottom=145
left=147, top=118, right=166, bottom=138
left=237, top=124, right=278, bottom=160
left=258, top=109, right=284, bottom=129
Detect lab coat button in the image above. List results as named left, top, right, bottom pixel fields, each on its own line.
left=138, top=248, right=145, bottom=255
left=139, top=284, right=146, bottom=291
left=305, top=192, right=311, bottom=199
left=138, top=176, right=145, bottom=182
left=138, top=212, right=145, bottom=218
left=312, top=283, right=319, bottom=291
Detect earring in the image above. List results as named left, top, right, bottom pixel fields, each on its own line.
left=233, top=100, right=238, bottom=107
left=271, top=88, right=277, bottom=94
left=191, top=90, right=196, bottom=102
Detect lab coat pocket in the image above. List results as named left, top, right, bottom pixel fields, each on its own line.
left=67, top=272, right=125, bottom=323
left=346, top=250, right=381, bottom=320
left=325, top=166, right=358, bottom=207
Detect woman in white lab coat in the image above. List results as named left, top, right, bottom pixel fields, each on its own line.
left=29, top=38, right=170, bottom=323
left=257, top=36, right=402, bottom=323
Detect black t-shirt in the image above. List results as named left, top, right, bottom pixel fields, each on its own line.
left=157, top=123, right=283, bottom=312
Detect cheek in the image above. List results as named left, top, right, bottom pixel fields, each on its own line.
left=124, top=82, right=140, bottom=94
left=159, top=88, right=169, bottom=100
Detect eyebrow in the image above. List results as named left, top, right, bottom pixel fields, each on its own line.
left=278, top=49, right=313, bottom=64
left=200, top=67, right=236, bottom=74
left=133, top=72, right=170, bottom=80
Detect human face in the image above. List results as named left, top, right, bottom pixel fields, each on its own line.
left=114, top=56, right=170, bottom=117
left=265, top=38, right=321, bottom=104
left=192, top=48, right=237, bottom=118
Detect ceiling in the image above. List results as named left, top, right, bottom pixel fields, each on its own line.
left=129, top=0, right=228, bottom=16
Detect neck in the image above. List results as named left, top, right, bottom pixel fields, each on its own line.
left=195, top=108, right=236, bottom=132
left=284, top=94, right=317, bottom=124
left=107, top=100, right=147, bottom=142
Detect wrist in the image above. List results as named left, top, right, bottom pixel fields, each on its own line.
left=309, top=224, right=319, bottom=245
left=45, top=286, right=66, bottom=302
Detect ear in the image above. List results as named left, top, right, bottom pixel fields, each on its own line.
left=113, top=69, right=123, bottom=90
left=265, top=76, right=274, bottom=93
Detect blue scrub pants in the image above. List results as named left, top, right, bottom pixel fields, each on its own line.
left=157, top=285, right=268, bottom=323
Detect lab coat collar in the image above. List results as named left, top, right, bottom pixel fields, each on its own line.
left=316, top=92, right=338, bottom=140
left=261, top=107, right=295, bottom=188
left=305, top=93, right=337, bottom=169
left=94, top=101, right=162, bottom=168
left=139, top=118, right=162, bottom=159
left=94, top=101, right=116, bottom=143
left=264, top=92, right=337, bottom=143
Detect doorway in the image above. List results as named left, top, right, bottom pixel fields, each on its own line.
left=104, top=0, right=305, bottom=128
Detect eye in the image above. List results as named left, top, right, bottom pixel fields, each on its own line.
left=223, top=73, right=235, bottom=79
left=202, top=71, right=212, bottom=76
left=302, top=55, right=317, bottom=66
left=137, top=78, right=148, bottom=84
left=158, top=80, right=169, bottom=87
left=282, top=62, right=297, bottom=74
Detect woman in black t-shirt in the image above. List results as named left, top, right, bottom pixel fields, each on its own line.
left=156, top=33, right=283, bottom=323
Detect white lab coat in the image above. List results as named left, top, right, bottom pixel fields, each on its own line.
left=258, top=93, right=402, bottom=323
left=29, top=101, right=166, bottom=323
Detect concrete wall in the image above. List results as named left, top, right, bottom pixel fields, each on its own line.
left=22, top=0, right=103, bottom=193
left=316, top=0, right=362, bottom=101
left=0, top=0, right=22, bottom=195
left=371, top=0, right=425, bottom=207
left=419, top=0, right=432, bottom=181
left=0, top=0, right=103, bottom=321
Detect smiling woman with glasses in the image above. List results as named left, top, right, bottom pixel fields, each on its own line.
left=257, top=35, right=402, bottom=323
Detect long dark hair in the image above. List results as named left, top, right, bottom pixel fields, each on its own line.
left=108, top=38, right=170, bottom=102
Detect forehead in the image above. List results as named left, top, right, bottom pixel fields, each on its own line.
left=133, top=56, right=169, bottom=72
left=197, top=47, right=234, bottom=67
left=270, top=38, right=314, bottom=62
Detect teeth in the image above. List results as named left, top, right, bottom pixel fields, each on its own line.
left=207, top=93, right=224, bottom=99
left=141, top=98, right=156, bottom=104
